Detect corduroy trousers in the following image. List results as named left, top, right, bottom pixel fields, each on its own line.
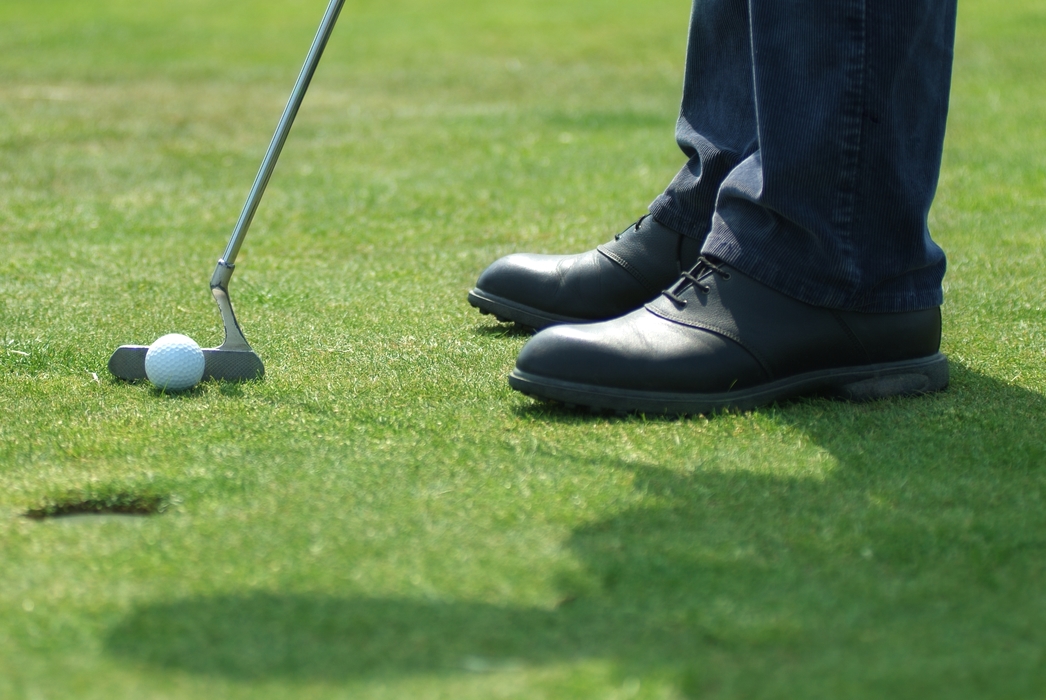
left=649, top=0, right=958, bottom=312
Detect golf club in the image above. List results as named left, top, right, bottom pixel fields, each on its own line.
left=108, top=0, right=347, bottom=382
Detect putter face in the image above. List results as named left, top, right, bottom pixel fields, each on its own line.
left=108, top=345, right=264, bottom=382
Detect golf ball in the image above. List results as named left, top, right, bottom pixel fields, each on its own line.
left=144, top=333, right=205, bottom=391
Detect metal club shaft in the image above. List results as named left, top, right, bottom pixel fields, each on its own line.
left=109, top=0, right=346, bottom=382
left=210, top=0, right=347, bottom=290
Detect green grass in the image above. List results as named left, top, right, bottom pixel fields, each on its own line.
left=1, top=0, right=1045, bottom=697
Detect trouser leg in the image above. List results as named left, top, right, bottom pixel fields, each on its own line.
left=649, top=0, right=758, bottom=241
left=653, top=0, right=957, bottom=312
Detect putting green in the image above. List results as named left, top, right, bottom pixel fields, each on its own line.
left=1, top=0, right=1045, bottom=698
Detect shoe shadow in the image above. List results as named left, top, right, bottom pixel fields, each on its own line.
left=513, top=401, right=687, bottom=423
left=471, top=323, right=534, bottom=339
left=104, top=364, right=1046, bottom=690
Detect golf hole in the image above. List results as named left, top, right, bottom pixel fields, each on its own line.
left=24, top=493, right=171, bottom=520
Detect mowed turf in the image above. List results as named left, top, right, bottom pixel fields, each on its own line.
left=1, top=0, right=1045, bottom=698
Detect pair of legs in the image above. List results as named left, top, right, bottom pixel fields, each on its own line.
left=471, top=0, right=958, bottom=415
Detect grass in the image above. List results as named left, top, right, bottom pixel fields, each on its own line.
left=1, top=0, right=1045, bottom=698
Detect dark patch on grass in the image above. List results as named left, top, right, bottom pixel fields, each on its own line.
left=24, top=491, right=171, bottom=520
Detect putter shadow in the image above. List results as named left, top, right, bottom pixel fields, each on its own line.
left=104, top=366, right=1046, bottom=692
left=214, top=381, right=247, bottom=397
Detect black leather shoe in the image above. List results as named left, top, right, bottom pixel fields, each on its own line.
left=468, top=215, right=702, bottom=330
left=509, top=258, right=949, bottom=415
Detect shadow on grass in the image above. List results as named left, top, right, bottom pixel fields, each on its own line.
left=471, top=322, right=535, bottom=339
left=105, top=365, right=1046, bottom=693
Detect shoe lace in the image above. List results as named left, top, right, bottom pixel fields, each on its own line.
left=662, top=256, right=730, bottom=307
left=613, top=215, right=648, bottom=241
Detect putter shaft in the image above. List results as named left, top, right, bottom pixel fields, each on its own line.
left=208, top=0, right=346, bottom=356
left=108, top=0, right=347, bottom=382
left=217, top=0, right=347, bottom=273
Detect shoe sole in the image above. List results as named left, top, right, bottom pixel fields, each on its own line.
left=509, top=353, right=949, bottom=416
left=467, top=288, right=588, bottom=331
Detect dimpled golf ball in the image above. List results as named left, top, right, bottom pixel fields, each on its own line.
left=144, top=333, right=205, bottom=391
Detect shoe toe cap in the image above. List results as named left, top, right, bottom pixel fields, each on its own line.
left=476, top=252, right=640, bottom=319
left=475, top=253, right=566, bottom=300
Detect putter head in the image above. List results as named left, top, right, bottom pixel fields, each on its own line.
left=107, top=345, right=264, bottom=382
left=107, top=270, right=264, bottom=382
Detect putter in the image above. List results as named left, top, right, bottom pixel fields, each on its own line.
left=108, top=0, right=347, bottom=382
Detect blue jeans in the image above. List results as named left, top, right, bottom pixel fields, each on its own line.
left=649, top=0, right=957, bottom=312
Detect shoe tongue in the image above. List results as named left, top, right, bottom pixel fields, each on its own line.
left=679, top=235, right=702, bottom=269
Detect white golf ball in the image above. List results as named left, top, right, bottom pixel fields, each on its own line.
left=144, top=333, right=205, bottom=391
